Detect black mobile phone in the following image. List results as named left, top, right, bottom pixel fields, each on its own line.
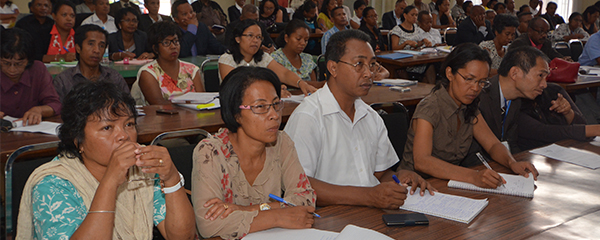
left=382, top=213, right=429, bottom=226
left=156, top=109, right=179, bottom=115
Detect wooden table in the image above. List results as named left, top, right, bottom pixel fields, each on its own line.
left=312, top=139, right=600, bottom=239
left=376, top=51, right=448, bottom=78
left=558, top=79, right=600, bottom=99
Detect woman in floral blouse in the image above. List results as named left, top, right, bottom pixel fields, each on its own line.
left=131, top=21, right=205, bottom=106
left=272, top=19, right=317, bottom=81
left=192, top=67, right=317, bottom=240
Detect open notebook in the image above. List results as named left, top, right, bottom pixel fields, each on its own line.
left=400, top=187, right=488, bottom=224
left=448, top=173, right=535, bottom=198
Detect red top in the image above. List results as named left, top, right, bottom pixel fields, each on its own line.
left=46, top=25, right=76, bottom=55
left=529, top=37, right=543, bottom=50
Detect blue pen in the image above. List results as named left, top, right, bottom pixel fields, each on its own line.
left=62, top=46, right=69, bottom=53
left=268, top=194, right=321, bottom=218
left=392, top=175, right=401, bottom=184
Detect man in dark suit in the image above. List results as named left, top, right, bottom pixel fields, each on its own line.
left=15, top=0, right=53, bottom=61
left=540, top=1, right=564, bottom=30
left=227, top=0, right=245, bottom=23
left=138, top=0, right=172, bottom=33
left=226, top=4, right=274, bottom=53
left=382, top=0, right=407, bottom=30
left=109, top=0, right=141, bottom=17
left=172, top=0, right=226, bottom=57
left=455, top=5, right=494, bottom=45
left=508, top=17, right=563, bottom=60
left=477, top=46, right=550, bottom=154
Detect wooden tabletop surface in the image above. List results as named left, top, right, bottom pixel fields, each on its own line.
left=376, top=51, right=448, bottom=68
left=311, top=139, right=600, bottom=239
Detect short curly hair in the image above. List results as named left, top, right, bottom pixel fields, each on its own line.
left=147, top=21, right=182, bottom=56
left=58, top=81, right=137, bottom=160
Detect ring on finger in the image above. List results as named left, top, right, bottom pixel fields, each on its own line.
left=158, top=159, right=164, bottom=167
left=223, top=204, right=229, bottom=210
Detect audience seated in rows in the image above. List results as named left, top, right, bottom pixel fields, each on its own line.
left=138, top=0, right=172, bottom=33
left=508, top=17, right=563, bottom=61
left=455, top=5, right=494, bottom=45
left=219, top=19, right=317, bottom=95
left=516, top=11, right=532, bottom=37
left=81, top=0, right=117, bottom=34
left=400, top=43, right=538, bottom=188
left=1, top=28, right=61, bottom=125
left=172, top=0, right=225, bottom=57
left=227, top=0, right=245, bottom=23
left=432, top=0, right=456, bottom=29
left=109, top=0, right=141, bottom=17
left=0, top=0, right=19, bottom=28
left=54, top=24, right=128, bottom=102
left=519, top=4, right=531, bottom=15
left=485, top=9, right=496, bottom=26
left=15, top=0, right=53, bottom=61
left=17, top=81, right=195, bottom=239
left=528, top=0, right=542, bottom=16
left=553, top=12, right=589, bottom=42
left=43, top=0, right=76, bottom=63
left=285, top=29, right=432, bottom=210
left=192, top=0, right=228, bottom=39
left=479, top=14, right=518, bottom=76
left=75, top=0, right=94, bottom=14
left=321, top=6, right=348, bottom=54
left=579, top=32, right=600, bottom=66
left=131, top=21, right=204, bottom=106
left=417, top=11, right=444, bottom=46
left=505, top=0, right=516, bottom=16
left=292, top=0, right=322, bottom=33
left=336, top=0, right=352, bottom=23
left=451, top=0, right=466, bottom=24
left=382, top=0, right=405, bottom=30
left=541, top=1, right=564, bottom=30
left=350, top=0, right=366, bottom=29
left=317, top=0, right=336, bottom=31
left=259, top=0, right=283, bottom=27
left=391, top=6, right=429, bottom=50
left=493, top=2, right=506, bottom=14
left=359, top=7, right=385, bottom=52
left=192, top=67, right=317, bottom=239
left=227, top=4, right=275, bottom=54
left=108, top=8, right=154, bottom=61
left=582, top=6, right=599, bottom=35
left=412, top=0, right=429, bottom=13
left=272, top=19, right=317, bottom=81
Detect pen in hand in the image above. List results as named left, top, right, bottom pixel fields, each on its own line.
left=268, top=194, right=321, bottom=218
left=476, top=152, right=506, bottom=188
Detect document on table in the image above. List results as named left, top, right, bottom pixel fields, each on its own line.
left=378, top=52, right=413, bottom=60
left=171, top=92, right=219, bottom=104
left=177, top=99, right=221, bottom=111
left=4, top=116, right=61, bottom=135
left=448, top=173, right=535, bottom=198
left=243, top=225, right=393, bottom=240
left=400, top=187, right=488, bottom=224
left=113, top=59, right=153, bottom=65
left=374, top=79, right=418, bottom=86
left=530, top=143, right=600, bottom=169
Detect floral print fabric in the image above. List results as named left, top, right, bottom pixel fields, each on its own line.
left=131, top=59, right=200, bottom=105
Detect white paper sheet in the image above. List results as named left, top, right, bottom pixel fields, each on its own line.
left=400, top=187, right=488, bottom=224
left=283, top=94, right=305, bottom=103
left=9, top=121, right=61, bottom=135
left=530, top=143, right=600, bottom=169
left=243, top=228, right=338, bottom=240
left=171, top=92, right=219, bottom=104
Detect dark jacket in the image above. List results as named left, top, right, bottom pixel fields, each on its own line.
left=227, top=5, right=241, bottom=23
left=107, top=30, right=150, bottom=58
left=518, top=83, right=589, bottom=151
left=15, top=15, right=54, bottom=61
left=292, top=11, right=321, bottom=32
left=109, top=1, right=141, bottom=17
left=508, top=33, right=563, bottom=60
left=455, top=16, right=495, bottom=45
left=137, top=14, right=173, bottom=33
left=179, top=22, right=227, bottom=57
left=381, top=11, right=399, bottom=30
left=477, top=75, right=522, bottom=154
left=225, top=20, right=274, bottom=49
left=541, top=13, right=565, bottom=30
left=191, top=0, right=227, bottom=21
left=359, top=23, right=385, bottom=51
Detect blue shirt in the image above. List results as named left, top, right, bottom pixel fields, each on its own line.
left=578, top=32, right=600, bottom=66
left=321, top=26, right=342, bottom=54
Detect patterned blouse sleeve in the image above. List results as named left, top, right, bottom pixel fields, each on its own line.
left=152, top=177, right=166, bottom=226
left=278, top=132, right=317, bottom=207
left=191, top=139, right=258, bottom=240
left=31, top=175, right=87, bottom=240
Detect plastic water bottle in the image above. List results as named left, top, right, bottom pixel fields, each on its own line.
left=102, top=48, right=110, bottom=64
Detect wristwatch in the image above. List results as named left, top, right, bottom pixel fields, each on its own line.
left=259, top=203, right=271, bottom=211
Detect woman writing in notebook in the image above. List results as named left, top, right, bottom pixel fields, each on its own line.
left=399, top=43, right=538, bottom=189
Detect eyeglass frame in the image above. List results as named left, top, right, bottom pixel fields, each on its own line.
left=160, top=38, right=180, bottom=47
left=455, top=71, right=491, bottom=88
left=337, top=60, right=382, bottom=74
left=239, top=101, right=284, bottom=114
left=0, top=59, right=28, bottom=69
left=241, top=34, right=264, bottom=42
left=121, top=18, right=139, bottom=24
left=531, top=28, right=551, bottom=36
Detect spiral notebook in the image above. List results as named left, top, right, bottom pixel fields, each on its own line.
left=400, top=187, right=488, bottom=224
left=448, top=173, right=535, bottom=198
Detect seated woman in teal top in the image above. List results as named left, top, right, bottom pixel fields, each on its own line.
left=272, top=19, right=317, bottom=82
left=16, top=81, right=195, bottom=239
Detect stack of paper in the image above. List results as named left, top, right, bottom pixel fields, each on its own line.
left=400, top=187, right=488, bottom=224
left=3, top=116, right=61, bottom=135
left=243, top=224, right=392, bottom=240
left=283, top=95, right=305, bottom=103
left=530, top=143, right=600, bottom=169
left=171, top=92, right=219, bottom=104
left=395, top=50, right=426, bottom=55
left=448, top=173, right=535, bottom=198
left=374, top=79, right=418, bottom=87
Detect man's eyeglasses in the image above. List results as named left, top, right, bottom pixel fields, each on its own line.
left=160, top=39, right=180, bottom=47
left=241, top=34, right=264, bottom=41
left=239, top=101, right=284, bottom=114
left=338, top=60, right=381, bottom=74
left=456, top=71, right=491, bottom=88
left=0, top=60, right=27, bottom=69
